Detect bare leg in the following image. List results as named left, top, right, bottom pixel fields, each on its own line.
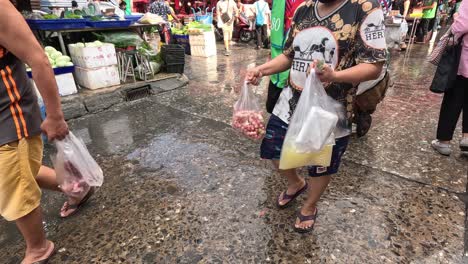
left=16, top=207, right=54, bottom=264
left=272, top=160, right=306, bottom=206
left=224, top=39, right=230, bottom=52
left=36, top=166, right=61, bottom=192
left=295, top=175, right=331, bottom=229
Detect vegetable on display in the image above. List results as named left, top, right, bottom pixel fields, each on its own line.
left=69, top=40, right=105, bottom=48
left=171, top=21, right=213, bottom=35
left=44, top=46, right=73, bottom=68
left=42, top=14, right=59, bottom=20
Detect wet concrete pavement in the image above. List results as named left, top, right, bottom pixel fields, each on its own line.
left=1, top=43, right=467, bottom=263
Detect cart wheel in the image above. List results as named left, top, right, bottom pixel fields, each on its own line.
left=240, top=30, right=253, bottom=43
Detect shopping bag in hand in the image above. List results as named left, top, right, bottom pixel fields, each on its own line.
left=53, top=132, right=103, bottom=197
left=279, top=71, right=344, bottom=170
left=232, top=82, right=266, bottom=140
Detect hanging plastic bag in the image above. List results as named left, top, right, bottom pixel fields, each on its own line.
left=53, top=132, right=103, bottom=197
left=279, top=70, right=344, bottom=170
left=232, top=82, right=266, bottom=140
left=400, top=20, right=408, bottom=41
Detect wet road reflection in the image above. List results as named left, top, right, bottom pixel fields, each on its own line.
left=0, top=44, right=466, bottom=263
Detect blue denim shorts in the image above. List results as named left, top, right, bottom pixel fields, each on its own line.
left=260, top=115, right=349, bottom=177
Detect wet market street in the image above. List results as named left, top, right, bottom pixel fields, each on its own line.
left=1, top=44, right=468, bottom=263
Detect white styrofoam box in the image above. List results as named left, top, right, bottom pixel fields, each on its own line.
left=41, top=0, right=87, bottom=7
left=29, top=73, right=77, bottom=96
left=74, top=65, right=120, bottom=90
left=68, top=44, right=118, bottom=69
left=190, top=45, right=217, bottom=57
left=55, top=73, right=78, bottom=96
left=189, top=31, right=216, bottom=47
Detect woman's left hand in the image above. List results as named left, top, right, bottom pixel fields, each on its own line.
left=315, top=63, right=338, bottom=83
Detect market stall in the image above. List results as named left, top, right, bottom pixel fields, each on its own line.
left=30, top=22, right=161, bottom=56
left=24, top=8, right=187, bottom=99
left=172, top=21, right=216, bottom=57
left=22, top=0, right=225, bottom=100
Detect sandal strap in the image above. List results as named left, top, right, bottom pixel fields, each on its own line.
left=63, top=187, right=95, bottom=211
left=297, top=209, right=318, bottom=223
left=280, top=182, right=309, bottom=201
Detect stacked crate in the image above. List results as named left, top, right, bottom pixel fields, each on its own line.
left=161, top=45, right=186, bottom=74
left=189, top=31, right=217, bottom=57
left=68, top=43, right=120, bottom=90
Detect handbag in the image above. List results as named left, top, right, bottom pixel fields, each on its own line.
left=429, top=33, right=463, bottom=93
left=221, top=0, right=231, bottom=24
left=428, top=27, right=452, bottom=65
left=355, top=71, right=390, bottom=114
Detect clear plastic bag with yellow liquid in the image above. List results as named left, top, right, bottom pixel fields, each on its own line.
left=279, top=70, right=346, bottom=170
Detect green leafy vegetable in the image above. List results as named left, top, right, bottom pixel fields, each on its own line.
left=90, top=15, right=103, bottom=21
left=43, top=14, right=59, bottom=20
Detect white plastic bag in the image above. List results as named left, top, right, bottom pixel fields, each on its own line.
left=53, top=132, right=103, bottom=197
left=232, top=82, right=266, bottom=140
left=138, top=13, right=165, bottom=25
left=279, top=71, right=344, bottom=169
left=400, top=20, right=408, bottom=41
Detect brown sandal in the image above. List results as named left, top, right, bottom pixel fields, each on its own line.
left=294, top=208, right=318, bottom=234
left=60, top=187, right=95, bottom=218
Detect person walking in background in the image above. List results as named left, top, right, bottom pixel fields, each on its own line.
left=432, top=0, right=468, bottom=156
left=71, top=0, right=79, bottom=10
left=237, top=0, right=255, bottom=30
left=0, top=1, right=72, bottom=263
left=380, top=0, right=393, bottom=15
left=217, top=0, right=239, bottom=56
left=119, top=0, right=131, bottom=15
left=254, top=0, right=271, bottom=49
left=392, top=0, right=410, bottom=49
left=149, top=0, right=180, bottom=44
left=267, top=0, right=305, bottom=114
left=416, top=0, right=438, bottom=43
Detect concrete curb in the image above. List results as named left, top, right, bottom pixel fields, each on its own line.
left=62, top=74, right=189, bottom=121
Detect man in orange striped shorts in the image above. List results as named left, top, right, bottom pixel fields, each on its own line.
left=0, top=1, right=70, bottom=263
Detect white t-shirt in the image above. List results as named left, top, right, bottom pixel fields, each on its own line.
left=254, top=0, right=270, bottom=25
left=217, top=0, right=238, bottom=27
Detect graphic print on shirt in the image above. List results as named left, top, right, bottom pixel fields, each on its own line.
left=360, top=9, right=386, bottom=49
left=272, top=0, right=388, bottom=126
left=290, top=27, right=338, bottom=91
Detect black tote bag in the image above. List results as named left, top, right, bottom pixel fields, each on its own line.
left=430, top=34, right=463, bottom=94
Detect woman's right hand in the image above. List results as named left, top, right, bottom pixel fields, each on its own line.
left=246, top=67, right=263, bottom=85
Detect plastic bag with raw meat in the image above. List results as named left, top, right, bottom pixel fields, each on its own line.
left=53, top=132, right=103, bottom=198
left=232, top=82, right=266, bottom=140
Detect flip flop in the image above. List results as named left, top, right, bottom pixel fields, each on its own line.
left=60, top=187, right=95, bottom=218
left=30, top=241, right=55, bottom=264
left=276, top=182, right=308, bottom=209
left=294, top=208, right=318, bottom=234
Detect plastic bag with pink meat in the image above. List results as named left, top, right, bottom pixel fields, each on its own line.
left=53, top=132, right=103, bottom=198
left=232, top=82, right=266, bottom=140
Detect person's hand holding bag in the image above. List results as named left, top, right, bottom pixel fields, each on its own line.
left=245, top=67, right=263, bottom=85
left=312, top=60, right=337, bottom=84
